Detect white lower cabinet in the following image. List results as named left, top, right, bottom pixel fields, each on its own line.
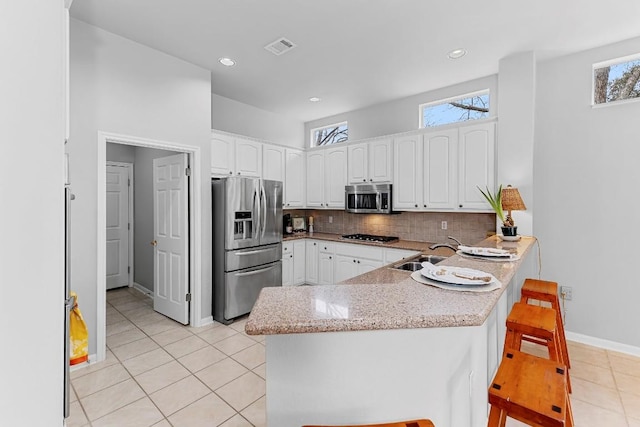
left=282, top=240, right=306, bottom=286
left=333, top=243, right=383, bottom=283
left=383, top=248, right=421, bottom=264
left=305, top=240, right=319, bottom=284
left=318, top=252, right=334, bottom=285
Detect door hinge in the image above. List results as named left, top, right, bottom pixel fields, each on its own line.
left=127, top=266, right=130, bottom=274
left=185, top=167, right=191, bottom=177
left=186, top=293, right=192, bottom=302
left=128, top=222, right=130, bottom=230
left=128, top=178, right=131, bottom=186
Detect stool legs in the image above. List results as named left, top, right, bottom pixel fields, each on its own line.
left=520, top=278, right=571, bottom=369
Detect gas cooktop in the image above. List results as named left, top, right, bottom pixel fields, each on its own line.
left=341, top=233, right=399, bottom=243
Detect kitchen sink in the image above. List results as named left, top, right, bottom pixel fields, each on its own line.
left=392, top=255, right=448, bottom=271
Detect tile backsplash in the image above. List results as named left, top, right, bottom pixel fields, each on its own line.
left=285, top=209, right=496, bottom=244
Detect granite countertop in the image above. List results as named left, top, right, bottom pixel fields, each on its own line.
left=246, top=235, right=536, bottom=336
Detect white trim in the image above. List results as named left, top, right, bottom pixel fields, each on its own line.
left=418, top=89, right=490, bottom=128
left=591, top=54, right=640, bottom=106
left=194, top=316, right=215, bottom=329
left=566, top=331, right=640, bottom=357
left=593, top=52, right=640, bottom=70
left=97, top=131, right=204, bottom=363
left=132, top=282, right=152, bottom=297
left=64, top=0, right=74, bottom=9
left=106, top=161, right=134, bottom=289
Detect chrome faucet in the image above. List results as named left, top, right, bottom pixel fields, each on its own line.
left=429, top=236, right=462, bottom=253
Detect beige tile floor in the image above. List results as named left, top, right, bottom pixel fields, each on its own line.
left=68, top=287, right=640, bottom=426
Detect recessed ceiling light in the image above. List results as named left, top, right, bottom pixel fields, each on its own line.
left=218, top=57, right=236, bottom=67
left=309, top=97, right=321, bottom=102
left=447, top=49, right=467, bottom=60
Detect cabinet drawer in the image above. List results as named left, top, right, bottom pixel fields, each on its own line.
left=319, top=242, right=335, bottom=253
left=335, top=243, right=383, bottom=261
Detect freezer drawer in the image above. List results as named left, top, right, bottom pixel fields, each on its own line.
left=225, top=243, right=282, bottom=272
left=224, top=261, right=282, bottom=320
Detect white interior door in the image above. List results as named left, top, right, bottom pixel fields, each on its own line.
left=106, top=164, right=130, bottom=290
left=153, top=153, right=189, bottom=324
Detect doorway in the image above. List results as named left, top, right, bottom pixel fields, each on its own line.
left=97, top=132, right=203, bottom=363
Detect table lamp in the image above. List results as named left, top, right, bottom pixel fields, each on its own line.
left=500, top=185, right=526, bottom=238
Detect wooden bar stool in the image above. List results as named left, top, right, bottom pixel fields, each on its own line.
left=504, top=302, right=571, bottom=392
left=520, top=278, right=570, bottom=369
left=488, top=350, right=573, bottom=426
left=303, top=420, right=435, bottom=427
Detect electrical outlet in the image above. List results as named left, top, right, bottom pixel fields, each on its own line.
left=329, top=216, right=333, bottom=224
left=560, top=286, right=572, bottom=301
left=441, top=221, right=447, bottom=230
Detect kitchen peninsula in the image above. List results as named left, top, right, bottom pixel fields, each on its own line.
left=246, top=235, right=538, bottom=427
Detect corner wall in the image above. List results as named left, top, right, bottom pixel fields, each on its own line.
left=534, top=37, right=640, bottom=347
left=70, top=19, right=212, bottom=356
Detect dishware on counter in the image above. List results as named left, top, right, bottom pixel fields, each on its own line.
left=420, top=262, right=497, bottom=286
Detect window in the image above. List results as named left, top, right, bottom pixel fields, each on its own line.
left=593, top=54, right=640, bottom=105
left=419, top=90, right=490, bottom=128
left=310, top=122, right=348, bottom=146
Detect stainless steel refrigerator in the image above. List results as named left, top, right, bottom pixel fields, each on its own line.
left=212, top=177, right=283, bottom=324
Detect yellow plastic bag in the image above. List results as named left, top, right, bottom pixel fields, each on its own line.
left=69, top=291, right=89, bottom=365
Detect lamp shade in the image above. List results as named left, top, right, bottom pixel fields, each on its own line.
left=501, top=185, right=526, bottom=211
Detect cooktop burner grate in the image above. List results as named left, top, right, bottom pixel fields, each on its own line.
left=341, top=233, right=399, bottom=243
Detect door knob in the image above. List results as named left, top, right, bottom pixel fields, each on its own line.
left=150, top=240, right=157, bottom=246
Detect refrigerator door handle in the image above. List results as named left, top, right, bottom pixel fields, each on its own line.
left=252, top=185, right=260, bottom=238
left=261, top=182, right=267, bottom=239
left=234, top=265, right=276, bottom=277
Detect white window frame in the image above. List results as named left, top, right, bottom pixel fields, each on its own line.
left=592, top=52, right=640, bottom=108
left=309, top=121, right=348, bottom=147
left=418, top=89, right=490, bottom=128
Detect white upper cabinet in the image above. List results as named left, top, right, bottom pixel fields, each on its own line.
left=348, top=139, right=392, bottom=184
left=284, top=148, right=305, bottom=208
left=211, top=133, right=262, bottom=178
left=393, top=135, right=423, bottom=210
left=211, top=133, right=236, bottom=176
left=234, top=138, right=262, bottom=177
left=458, top=122, right=495, bottom=210
left=324, top=146, right=347, bottom=208
left=262, top=144, right=285, bottom=182
left=305, top=151, right=324, bottom=207
left=306, top=146, right=347, bottom=209
left=423, top=129, right=457, bottom=209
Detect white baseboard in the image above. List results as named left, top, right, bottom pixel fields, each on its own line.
left=132, top=282, right=152, bottom=297
left=193, top=315, right=214, bottom=328
left=566, top=331, right=640, bottom=357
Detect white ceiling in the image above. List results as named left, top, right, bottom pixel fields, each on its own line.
left=70, top=0, right=640, bottom=122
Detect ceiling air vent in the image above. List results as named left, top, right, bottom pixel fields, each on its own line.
left=264, top=37, right=297, bottom=56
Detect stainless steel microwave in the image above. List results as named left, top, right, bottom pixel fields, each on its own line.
left=345, top=183, right=393, bottom=214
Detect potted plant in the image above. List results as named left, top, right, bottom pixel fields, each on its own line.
left=478, top=185, right=518, bottom=237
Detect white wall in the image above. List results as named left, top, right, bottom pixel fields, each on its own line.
left=0, top=1, right=65, bottom=425
left=212, top=93, right=304, bottom=148
left=69, top=19, right=212, bottom=356
left=304, top=75, right=498, bottom=144
left=535, top=37, right=640, bottom=347
left=497, top=52, right=536, bottom=236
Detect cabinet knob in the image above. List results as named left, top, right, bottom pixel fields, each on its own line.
left=329, top=256, right=332, bottom=260
left=369, top=179, right=372, bottom=182
left=357, top=260, right=361, bottom=264
left=459, top=204, right=463, bottom=208
left=229, top=171, right=232, bottom=175
left=363, top=179, right=366, bottom=182
left=314, top=243, right=316, bottom=246
left=353, top=259, right=356, bottom=263
left=423, top=204, right=427, bottom=207
left=414, top=204, right=418, bottom=208
left=324, top=247, right=327, bottom=250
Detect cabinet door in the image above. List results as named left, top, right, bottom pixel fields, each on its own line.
left=458, top=123, right=495, bottom=210
left=318, top=252, right=334, bottom=285
left=368, top=138, right=393, bottom=183
left=305, top=151, right=324, bottom=207
left=393, top=136, right=422, bottom=210
left=262, top=144, right=285, bottom=182
left=334, top=254, right=357, bottom=284
left=423, top=129, right=457, bottom=209
left=357, top=258, right=383, bottom=275
left=235, top=138, right=262, bottom=177
left=292, top=240, right=306, bottom=285
left=384, top=248, right=420, bottom=264
left=305, top=240, right=319, bottom=285
left=211, top=133, right=235, bottom=176
left=324, top=147, right=347, bottom=208
left=285, top=149, right=305, bottom=208
left=347, top=143, right=368, bottom=184
left=281, top=243, right=294, bottom=286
